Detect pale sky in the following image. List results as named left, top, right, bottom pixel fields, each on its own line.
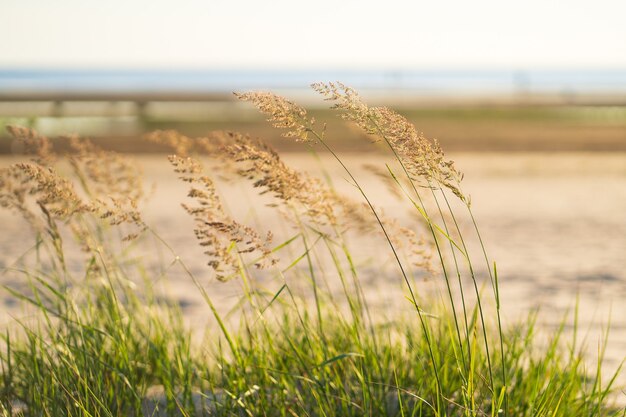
left=1, top=0, right=625, bottom=69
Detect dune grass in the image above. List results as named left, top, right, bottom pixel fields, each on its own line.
left=0, top=84, right=623, bottom=416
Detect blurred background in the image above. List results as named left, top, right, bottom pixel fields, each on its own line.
left=1, top=0, right=626, bottom=367
left=1, top=0, right=625, bottom=152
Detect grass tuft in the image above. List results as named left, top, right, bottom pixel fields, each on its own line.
left=0, top=86, right=622, bottom=416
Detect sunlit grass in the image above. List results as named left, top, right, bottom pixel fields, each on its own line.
left=0, top=85, right=622, bottom=416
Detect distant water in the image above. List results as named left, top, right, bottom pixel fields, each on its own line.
left=1, top=69, right=626, bottom=96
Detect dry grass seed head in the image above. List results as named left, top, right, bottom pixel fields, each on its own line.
left=67, top=136, right=147, bottom=241
left=385, top=218, right=435, bottom=273
left=144, top=130, right=195, bottom=157
left=221, top=133, right=422, bottom=254
left=0, top=163, right=91, bottom=232
left=5, top=125, right=55, bottom=166
left=362, top=163, right=404, bottom=200
left=144, top=130, right=232, bottom=158
left=222, top=132, right=340, bottom=227
left=234, top=92, right=315, bottom=142
left=237, top=88, right=437, bottom=269
left=195, top=132, right=232, bottom=156
left=68, top=136, right=144, bottom=202
left=167, top=155, right=275, bottom=280
left=312, top=82, right=467, bottom=203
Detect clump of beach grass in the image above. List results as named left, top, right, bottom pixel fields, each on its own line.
left=0, top=86, right=623, bottom=416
